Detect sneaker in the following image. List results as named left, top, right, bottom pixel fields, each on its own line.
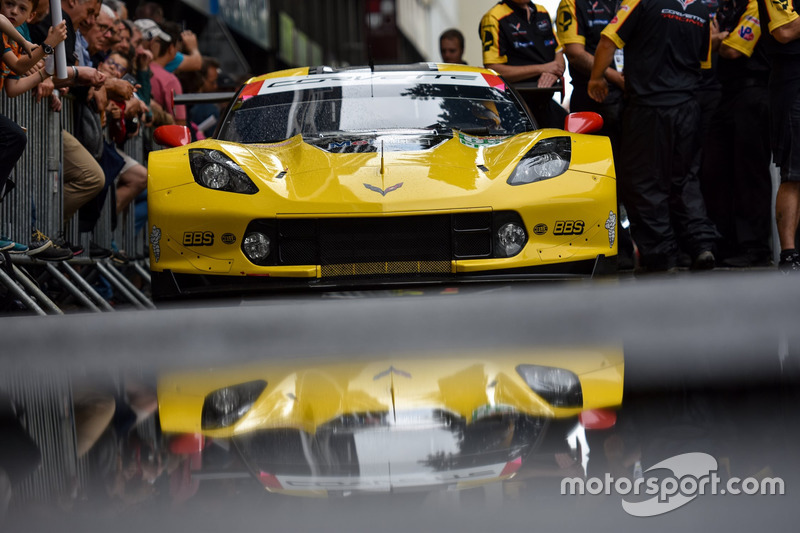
left=89, top=242, right=112, bottom=259
left=110, top=249, right=130, bottom=264
left=53, top=234, right=84, bottom=257
left=690, top=250, right=715, bottom=271
left=31, top=244, right=73, bottom=262
left=0, top=237, right=16, bottom=252
left=27, top=229, right=53, bottom=256
left=0, top=236, right=28, bottom=254
left=778, top=250, right=800, bottom=273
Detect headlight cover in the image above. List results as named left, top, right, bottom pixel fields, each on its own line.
left=516, top=365, right=583, bottom=408
left=507, top=137, right=572, bottom=186
left=189, top=149, right=258, bottom=194
left=201, top=380, right=267, bottom=429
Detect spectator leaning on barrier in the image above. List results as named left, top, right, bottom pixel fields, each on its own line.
left=104, top=0, right=127, bottom=22
left=0, top=12, right=37, bottom=253
left=31, top=0, right=111, bottom=259
left=0, top=2, right=72, bottom=260
left=148, top=22, right=186, bottom=126
left=85, top=2, right=116, bottom=64
left=588, top=0, right=721, bottom=273
left=113, top=17, right=131, bottom=56
left=96, top=51, right=148, bottom=217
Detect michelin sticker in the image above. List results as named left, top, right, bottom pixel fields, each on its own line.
left=458, top=132, right=509, bottom=149
left=605, top=211, right=617, bottom=248
left=150, top=225, right=162, bottom=262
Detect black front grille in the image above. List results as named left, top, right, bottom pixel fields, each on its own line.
left=244, top=212, right=517, bottom=278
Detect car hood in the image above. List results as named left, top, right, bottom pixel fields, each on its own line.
left=184, top=131, right=611, bottom=213
left=158, top=347, right=624, bottom=437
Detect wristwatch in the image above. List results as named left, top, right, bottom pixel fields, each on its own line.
left=42, top=43, right=53, bottom=55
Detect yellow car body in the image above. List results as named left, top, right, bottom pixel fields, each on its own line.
left=158, top=348, right=623, bottom=496
left=148, top=64, right=617, bottom=299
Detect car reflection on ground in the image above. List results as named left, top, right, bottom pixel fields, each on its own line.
left=0, top=342, right=797, bottom=532
left=156, top=348, right=622, bottom=497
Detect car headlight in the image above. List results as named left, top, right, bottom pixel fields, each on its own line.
left=507, top=137, right=571, bottom=186
left=516, top=365, right=583, bottom=408
left=189, top=149, right=258, bottom=194
left=201, top=380, right=267, bottom=429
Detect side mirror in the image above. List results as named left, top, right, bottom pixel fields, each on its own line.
left=154, top=125, right=192, bottom=147
left=579, top=408, right=617, bottom=430
left=169, top=433, right=207, bottom=455
left=564, top=111, right=604, bottom=134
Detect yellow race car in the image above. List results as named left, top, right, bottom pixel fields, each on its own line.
left=158, top=348, right=623, bottom=497
left=148, top=64, right=617, bottom=300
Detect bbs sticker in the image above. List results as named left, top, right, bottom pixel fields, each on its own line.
left=553, top=220, right=584, bottom=235
left=183, top=231, right=214, bottom=246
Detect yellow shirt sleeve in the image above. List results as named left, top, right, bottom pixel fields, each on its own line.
left=763, top=0, right=800, bottom=34
left=721, top=0, right=761, bottom=58
left=556, top=0, right=585, bottom=46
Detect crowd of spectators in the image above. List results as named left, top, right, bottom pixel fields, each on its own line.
left=0, top=0, right=229, bottom=270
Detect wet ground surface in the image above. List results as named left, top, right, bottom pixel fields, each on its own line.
left=1, top=269, right=798, bottom=532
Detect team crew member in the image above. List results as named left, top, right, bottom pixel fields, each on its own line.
left=702, top=0, right=772, bottom=267
left=556, top=0, right=636, bottom=270
left=757, top=0, right=800, bottom=272
left=480, top=0, right=567, bottom=127
left=440, top=28, right=467, bottom=64
left=556, top=0, right=624, bottom=143
left=588, top=0, right=720, bottom=272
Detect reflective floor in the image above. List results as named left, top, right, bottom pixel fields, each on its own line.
left=2, top=272, right=798, bottom=532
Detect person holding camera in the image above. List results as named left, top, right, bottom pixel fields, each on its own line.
left=96, top=50, right=147, bottom=216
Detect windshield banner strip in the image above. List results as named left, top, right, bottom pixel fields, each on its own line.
left=253, top=73, right=492, bottom=95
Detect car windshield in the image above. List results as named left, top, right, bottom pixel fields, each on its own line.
left=218, top=71, right=534, bottom=143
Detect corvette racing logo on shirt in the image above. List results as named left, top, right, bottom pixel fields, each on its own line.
left=676, top=0, right=697, bottom=9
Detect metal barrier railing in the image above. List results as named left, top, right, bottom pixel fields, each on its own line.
left=0, top=94, right=154, bottom=315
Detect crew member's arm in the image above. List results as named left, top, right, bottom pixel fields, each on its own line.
left=588, top=35, right=617, bottom=103
left=565, top=43, right=624, bottom=88
left=719, top=0, right=760, bottom=59
left=484, top=60, right=564, bottom=83
left=763, top=0, right=800, bottom=44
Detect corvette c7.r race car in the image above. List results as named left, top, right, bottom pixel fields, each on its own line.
left=158, top=348, right=624, bottom=496
left=147, top=63, right=617, bottom=300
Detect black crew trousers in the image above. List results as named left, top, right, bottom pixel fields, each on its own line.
left=618, top=99, right=719, bottom=270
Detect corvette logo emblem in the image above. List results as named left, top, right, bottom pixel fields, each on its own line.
left=373, top=366, right=412, bottom=380
left=676, top=0, right=696, bottom=9
left=364, top=182, right=404, bottom=196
